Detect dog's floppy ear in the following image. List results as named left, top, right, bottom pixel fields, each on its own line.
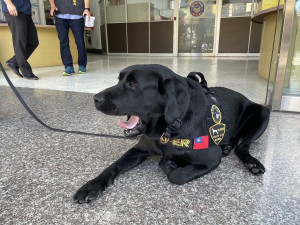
left=163, top=78, right=190, bottom=125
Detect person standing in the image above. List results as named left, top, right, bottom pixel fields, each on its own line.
left=49, top=0, right=90, bottom=76
left=1, top=0, right=39, bottom=80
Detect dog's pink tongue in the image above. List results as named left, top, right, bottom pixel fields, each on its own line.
left=119, top=116, right=139, bottom=129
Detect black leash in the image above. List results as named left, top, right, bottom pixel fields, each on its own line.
left=0, top=62, right=131, bottom=140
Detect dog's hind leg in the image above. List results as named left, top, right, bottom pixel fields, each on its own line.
left=73, top=147, right=150, bottom=203
left=220, top=136, right=240, bottom=156
left=220, top=145, right=233, bottom=156
left=234, top=104, right=270, bottom=175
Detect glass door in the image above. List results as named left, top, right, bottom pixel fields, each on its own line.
left=219, top=0, right=261, bottom=55
left=280, top=0, right=300, bottom=111
left=150, top=0, right=175, bottom=54
left=266, top=0, right=300, bottom=112
left=100, top=0, right=175, bottom=54
left=178, top=0, right=217, bottom=55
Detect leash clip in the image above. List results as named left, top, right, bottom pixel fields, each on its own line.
left=160, top=132, right=170, bottom=144
left=160, top=119, right=182, bottom=144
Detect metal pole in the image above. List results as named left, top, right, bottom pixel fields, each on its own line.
left=272, top=0, right=296, bottom=110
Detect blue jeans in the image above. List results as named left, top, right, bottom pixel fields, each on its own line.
left=55, top=17, right=87, bottom=67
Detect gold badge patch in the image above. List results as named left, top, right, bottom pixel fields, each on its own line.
left=209, top=104, right=226, bottom=145
left=209, top=123, right=226, bottom=145
left=211, top=104, right=222, bottom=124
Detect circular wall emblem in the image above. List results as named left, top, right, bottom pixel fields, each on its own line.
left=190, top=1, right=205, bottom=17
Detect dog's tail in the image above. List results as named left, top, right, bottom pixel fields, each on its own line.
left=187, top=72, right=210, bottom=91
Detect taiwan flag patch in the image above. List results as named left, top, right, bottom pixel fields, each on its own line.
left=193, top=136, right=209, bottom=150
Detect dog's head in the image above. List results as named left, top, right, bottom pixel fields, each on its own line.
left=94, top=64, right=190, bottom=138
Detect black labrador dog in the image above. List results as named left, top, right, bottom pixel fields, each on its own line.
left=74, top=64, right=270, bottom=203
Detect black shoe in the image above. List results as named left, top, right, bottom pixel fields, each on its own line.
left=6, top=61, right=23, bottom=78
left=23, top=73, right=39, bottom=80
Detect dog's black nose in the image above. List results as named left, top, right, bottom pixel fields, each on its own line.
left=94, top=95, right=105, bottom=106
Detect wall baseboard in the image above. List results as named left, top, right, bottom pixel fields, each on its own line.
left=86, top=49, right=102, bottom=54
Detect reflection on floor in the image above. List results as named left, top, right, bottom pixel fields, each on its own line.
left=0, top=54, right=267, bottom=103
left=1, top=55, right=299, bottom=224
left=284, top=64, right=300, bottom=95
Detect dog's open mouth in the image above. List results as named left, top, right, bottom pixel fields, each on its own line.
left=119, top=115, right=144, bottom=137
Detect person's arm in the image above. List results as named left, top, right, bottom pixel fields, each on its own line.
left=82, top=0, right=90, bottom=17
left=3, top=0, right=18, bottom=16
left=49, top=0, right=58, bottom=16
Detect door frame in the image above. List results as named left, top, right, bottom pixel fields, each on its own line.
left=268, top=0, right=300, bottom=112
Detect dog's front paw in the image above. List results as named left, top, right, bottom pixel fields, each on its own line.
left=246, top=158, right=265, bottom=175
left=73, top=179, right=103, bottom=204
left=159, top=158, right=178, bottom=174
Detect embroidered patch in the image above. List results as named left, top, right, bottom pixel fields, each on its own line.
left=160, top=137, right=191, bottom=148
left=209, top=123, right=226, bottom=145
left=193, top=136, right=209, bottom=150
left=171, top=139, right=191, bottom=148
left=209, top=104, right=226, bottom=145
left=211, top=104, right=222, bottom=124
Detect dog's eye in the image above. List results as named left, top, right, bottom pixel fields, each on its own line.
left=128, top=82, right=136, bottom=88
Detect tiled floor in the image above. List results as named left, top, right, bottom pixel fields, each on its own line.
left=0, top=55, right=300, bottom=224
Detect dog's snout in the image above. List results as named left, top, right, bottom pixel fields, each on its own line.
left=94, top=95, right=105, bottom=106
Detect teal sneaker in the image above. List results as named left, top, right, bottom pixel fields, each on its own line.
left=62, top=66, right=75, bottom=76
left=78, top=65, right=87, bottom=74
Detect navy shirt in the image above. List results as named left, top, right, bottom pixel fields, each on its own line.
left=1, top=0, right=32, bottom=15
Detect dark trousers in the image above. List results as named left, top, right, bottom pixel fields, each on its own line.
left=55, top=17, right=87, bottom=68
left=4, top=13, right=39, bottom=75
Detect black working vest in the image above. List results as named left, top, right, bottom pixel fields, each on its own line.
left=55, top=0, right=85, bottom=16
left=160, top=73, right=229, bottom=150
